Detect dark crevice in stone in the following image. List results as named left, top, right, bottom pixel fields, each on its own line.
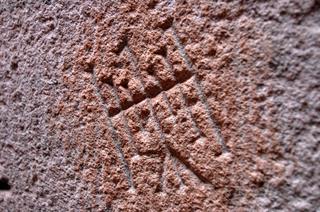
left=0, top=177, right=11, bottom=190
left=10, top=61, right=18, bottom=70
left=83, top=62, right=94, bottom=73
left=115, top=37, right=128, bottom=55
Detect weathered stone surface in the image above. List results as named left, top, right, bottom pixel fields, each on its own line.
left=0, top=0, right=319, bottom=211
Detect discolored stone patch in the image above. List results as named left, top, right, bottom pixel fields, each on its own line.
left=59, top=1, right=284, bottom=210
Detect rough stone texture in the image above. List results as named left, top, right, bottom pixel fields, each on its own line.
left=0, top=0, right=319, bottom=211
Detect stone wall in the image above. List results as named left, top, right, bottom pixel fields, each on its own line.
left=1, top=0, right=319, bottom=211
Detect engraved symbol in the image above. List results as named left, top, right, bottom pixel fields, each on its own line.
left=87, top=24, right=228, bottom=192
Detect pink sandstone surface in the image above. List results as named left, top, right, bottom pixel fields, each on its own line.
left=0, top=0, right=319, bottom=211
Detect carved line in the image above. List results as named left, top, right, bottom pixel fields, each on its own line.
left=109, top=83, right=139, bottom=156
left=93, top=126, right=108, bottom=208
left=158, top=63, right=210, bottom=185
left=162, top=55, right=204, bottom=139
left=160, top=93, right=185, bottom=189
left=146, top=99, right=179, bottom=191
left=160, top=152, right=169, bottom=191
left=170, top=26, right=228, bottom=153
left=91, top=69, right=135, bottom=190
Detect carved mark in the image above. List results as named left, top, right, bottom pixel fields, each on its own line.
left=161, top=50, right=205, bottom=138
left=125, top=45, right=186, bottom=191
left=125, top=44, right=213, bottom=188
left=82, top=15, right=229, bottom=191
left=170, top=26, right=228, bottom=153
left=108, top=84, right=139, bottom=157
left=107, top=68, right=193, bottom=117
left=114, top=37, right=128, bottom=55
left=90, top=67, right=135, bottom=190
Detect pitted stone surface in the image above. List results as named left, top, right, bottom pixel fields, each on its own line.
left=1, top=0, right=319, bottom=211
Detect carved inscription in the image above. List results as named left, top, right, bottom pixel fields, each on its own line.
left=87, top=25, right=228, bottom=192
